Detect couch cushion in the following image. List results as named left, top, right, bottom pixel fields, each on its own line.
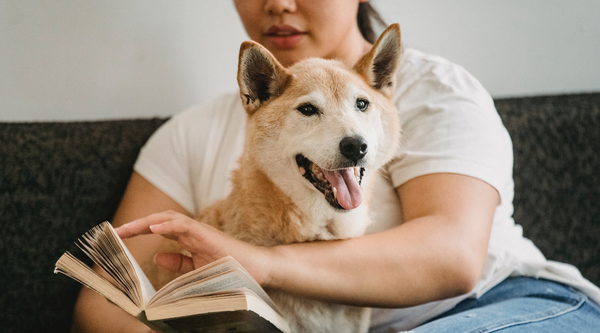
left=495, top=92, right=600, bottom=287
left=0, top=118, right=166, bottom=333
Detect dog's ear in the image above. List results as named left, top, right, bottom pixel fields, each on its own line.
left=237, top=41, right=291, bottom=115
left=354, top=24, right=402, bottom=98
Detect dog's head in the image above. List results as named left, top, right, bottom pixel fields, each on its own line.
left=237, top=24, right=401, bottom=212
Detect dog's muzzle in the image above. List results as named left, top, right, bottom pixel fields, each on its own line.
left=295, top=154, right=365, bottom=210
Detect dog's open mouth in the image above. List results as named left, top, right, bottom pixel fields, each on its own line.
left=296, top=154, right=365, bottom=210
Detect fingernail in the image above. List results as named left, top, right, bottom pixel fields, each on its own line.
left=149, top=224, right=164, bottom=233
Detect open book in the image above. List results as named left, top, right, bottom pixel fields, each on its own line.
left=54, top=222, right=290, bottom=333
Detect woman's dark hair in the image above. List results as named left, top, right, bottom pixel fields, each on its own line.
left=357, top=2, right=387, bottom=43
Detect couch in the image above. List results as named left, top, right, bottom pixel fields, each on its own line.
left=1, top=92, right=599, bottom=332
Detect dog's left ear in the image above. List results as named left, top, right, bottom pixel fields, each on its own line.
left=354, top=24, right=402, bottom=98
left=237, top=41, right=291, bottom=115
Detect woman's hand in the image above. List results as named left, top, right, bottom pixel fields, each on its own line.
left=115, top=210, right=273, bottom=286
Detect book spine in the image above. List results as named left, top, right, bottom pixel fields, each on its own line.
left=136, top=311, right=179, bottom=333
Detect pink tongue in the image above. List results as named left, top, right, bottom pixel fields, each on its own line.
left=322, top=168, right=363, bottom=210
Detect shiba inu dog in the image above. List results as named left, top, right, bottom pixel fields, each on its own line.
left=156, top=24, right=402, bottom=333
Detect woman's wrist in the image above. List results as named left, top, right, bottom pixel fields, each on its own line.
left=259, top=241, right=327, bottom=295
left=260, top=244, right=286, bottom=290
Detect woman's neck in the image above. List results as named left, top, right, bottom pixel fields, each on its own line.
left=323, top=30, right=373, bottom=68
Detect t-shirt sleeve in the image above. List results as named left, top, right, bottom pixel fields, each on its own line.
left=133, top=105, right=212, bottom=215
left=387, top=57, right=513, bottom=204
left=134, top=113, right=194, bottom=215
left=133, top=93, right=245, bottom=216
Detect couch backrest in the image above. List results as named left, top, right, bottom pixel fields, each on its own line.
left=495, top=92, right=600, bottom=286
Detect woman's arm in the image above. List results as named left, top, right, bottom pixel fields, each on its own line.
left=71, top=172, right=191, bottom=333
left=117, top=172, right=498, bottom=308
left=266, top=173, right=497, bottom=307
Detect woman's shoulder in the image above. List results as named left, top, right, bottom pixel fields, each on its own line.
left=158, top=91, right=246, bottom=139
left=394, top=47, right=496, bottom=116
left=172, top=91, right=243, bottom=123
left=397, top=47, right=473, bottom=83
left=145, top=91, right=245, bottom=155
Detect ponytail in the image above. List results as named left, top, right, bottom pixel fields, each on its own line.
left=357, top=2, right=387, bottom=43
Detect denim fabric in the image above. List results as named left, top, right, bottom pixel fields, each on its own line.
left=408, top=277, right=600, bottom=333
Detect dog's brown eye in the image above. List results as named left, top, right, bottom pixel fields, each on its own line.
left=356, top=99, right=369, bottom=112
left=297, top=103, right=319, bottom=116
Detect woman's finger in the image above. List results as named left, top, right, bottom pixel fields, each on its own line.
left=115, top=210, right=185, bottom=239
left=149, top=218, right=222, bottom=255
left=148, top=217, right=197, bottom=237
left=155, top=252, right=196, bottom=275
left=148, top=218, right=241, bottom=270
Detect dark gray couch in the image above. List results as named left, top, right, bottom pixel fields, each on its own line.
left=1, top=93, right=599, bottom=333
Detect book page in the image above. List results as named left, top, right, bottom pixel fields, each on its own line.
left=110, top=224, right=157, bottom=305
left=54, top=252, right=140, bottom=317
left=148, top=268, right=280, bottom=313
left=150, top=256, right=245, bottom=302
left=75, top=222, right=156, bottom=307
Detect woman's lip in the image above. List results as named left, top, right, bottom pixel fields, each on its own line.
left=265, top=25, right=305, bottom=48
left=265, top=25, right=303, bottom=36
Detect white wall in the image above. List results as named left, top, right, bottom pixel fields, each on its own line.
left=1, top=0, right=599, bottom=122
left=381, top=0, right=600, bottom=98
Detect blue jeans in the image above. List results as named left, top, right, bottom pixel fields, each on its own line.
left=382, top=277, right=600, bottom=333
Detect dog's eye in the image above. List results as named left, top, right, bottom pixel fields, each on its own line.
left=356, top=99, right=369, bottom=112
left=297, top=103, right=319, bottom=116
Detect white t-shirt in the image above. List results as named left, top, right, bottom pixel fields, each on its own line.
left=134, top=48, right=600, bottom=330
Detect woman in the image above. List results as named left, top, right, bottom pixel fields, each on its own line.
left=72, top=1, right=600, bottom=332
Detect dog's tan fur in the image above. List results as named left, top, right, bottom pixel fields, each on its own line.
left=148, top=24, right=402, bottom=333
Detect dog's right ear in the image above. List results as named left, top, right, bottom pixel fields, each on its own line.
left=353, top=24, right=402, bottom=99
left=237, top=41, right=291, bottom=115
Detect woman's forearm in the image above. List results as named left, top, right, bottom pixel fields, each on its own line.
left=264, top=174, right=497, bottom=308
left=265, top=214, right=486, bottom=308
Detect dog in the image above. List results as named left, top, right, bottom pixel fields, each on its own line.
left=153, top=24, right=402, bottom=333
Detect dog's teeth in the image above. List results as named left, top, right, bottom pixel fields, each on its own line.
left=333, top=187, right=338, bottom=199
left=311, top=163, right=326, bottom=180
left=310, top=163, right=320, bottom=174
left=299, top=167, right=306, bottom=176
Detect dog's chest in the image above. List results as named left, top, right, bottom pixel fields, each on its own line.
left=209, top=199, right=370, bottom=247
left=284, top=204, right=373, bottom=242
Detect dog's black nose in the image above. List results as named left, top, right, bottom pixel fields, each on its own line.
left=339, top=136, right=368, bottom=164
